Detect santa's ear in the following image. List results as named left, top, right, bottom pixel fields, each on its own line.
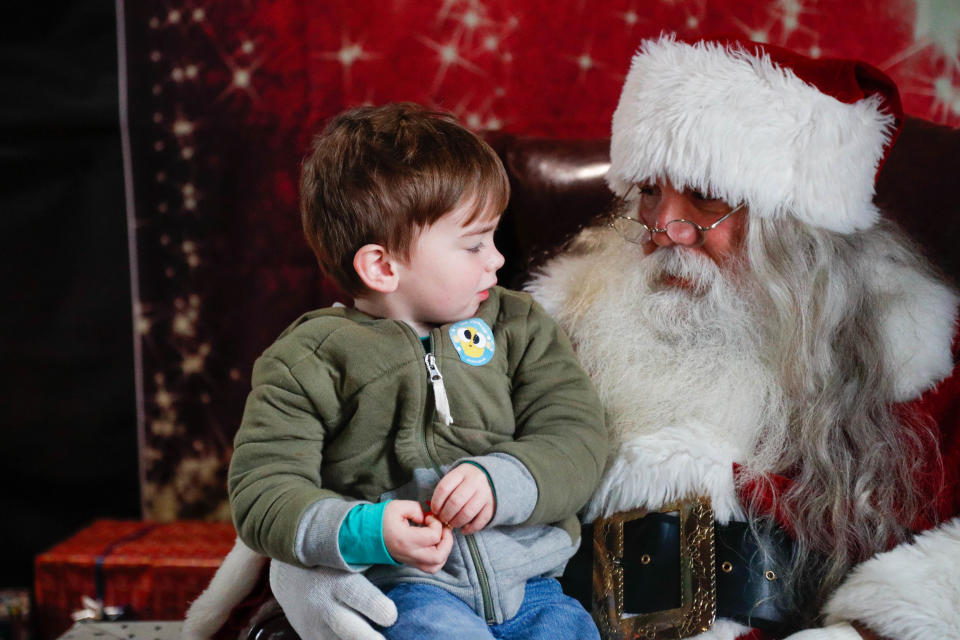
left=353, top=244, right=400, bottom=293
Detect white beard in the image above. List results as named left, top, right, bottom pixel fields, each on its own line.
left=529, top=226, right=960, bottom=639
left=528, top=229, right=785, bottom=523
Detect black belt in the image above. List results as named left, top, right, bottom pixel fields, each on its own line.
left=593, top=498, right=799, bottom=639
left=622, top=513, right=793, bottom=632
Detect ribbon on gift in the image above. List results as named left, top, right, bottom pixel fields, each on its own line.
left=71, top=595, right=129, bottom=622
left=71, top=523, right=159, bottom=622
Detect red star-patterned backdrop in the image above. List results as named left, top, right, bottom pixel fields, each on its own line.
left=121, top=0, right=960, bottom=521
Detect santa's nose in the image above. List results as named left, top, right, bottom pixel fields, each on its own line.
left=650, top=191, right=699, bottom=247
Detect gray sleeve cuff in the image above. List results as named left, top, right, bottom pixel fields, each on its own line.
left=295, top=497, right=371, bottom=571
left=458, top=452, right=537, bottom=527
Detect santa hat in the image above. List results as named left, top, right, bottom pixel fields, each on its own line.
left=608, top=35, right=904, bottom=234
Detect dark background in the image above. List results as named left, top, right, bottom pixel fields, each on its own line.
left=1, top=2, right=140, bottom=588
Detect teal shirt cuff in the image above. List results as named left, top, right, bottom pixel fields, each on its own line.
left=337, top=501, right=401, bottom=567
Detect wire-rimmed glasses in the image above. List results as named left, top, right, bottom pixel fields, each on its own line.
left=609, top=184, right=746, bottom=247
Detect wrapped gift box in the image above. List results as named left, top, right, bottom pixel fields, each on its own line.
left=35, top=520, right=236, bottom=640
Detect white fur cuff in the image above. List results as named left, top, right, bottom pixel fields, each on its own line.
left=823, top=518, right=960, bottom=640
left=782, top=622, right=861, bottom=640
left=182, top=537, right=265, bottom=640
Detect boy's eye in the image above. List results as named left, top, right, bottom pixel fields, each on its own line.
left=466, top=244, right=483, bottom=253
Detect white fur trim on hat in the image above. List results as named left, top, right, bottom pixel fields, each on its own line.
left=608, top=36, right=898, bottom=234
left=822, top=518, right=960, bottom=640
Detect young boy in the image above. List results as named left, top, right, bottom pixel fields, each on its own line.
left=228, top=103, right=607, bottom=639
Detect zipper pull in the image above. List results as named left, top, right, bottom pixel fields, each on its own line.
left=424, top=353, right=453, bottom=425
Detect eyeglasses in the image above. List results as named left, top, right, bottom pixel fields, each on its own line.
left=608, top=184, right=745, bottom=247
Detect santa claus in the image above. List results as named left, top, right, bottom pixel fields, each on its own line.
left=184, top=36, right=960, bottom=640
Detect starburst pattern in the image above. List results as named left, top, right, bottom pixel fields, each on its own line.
left=124, top=0, right=959, bottom=521
left=314, top=33, right=379, bottom=94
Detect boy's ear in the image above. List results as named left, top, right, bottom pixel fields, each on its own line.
left=353, top=244, right=400, bottom=293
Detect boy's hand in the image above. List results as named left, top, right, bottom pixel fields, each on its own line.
left=430, top=464, right=495, bottom=534
left=382, top=500, right=452, bottom=573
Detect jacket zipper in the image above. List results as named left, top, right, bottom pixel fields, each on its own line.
left=424, top=353, right=452, bottom=425
left=420, top=347, right=496, bottom=623
left=465, top=534, right=495, bottom=623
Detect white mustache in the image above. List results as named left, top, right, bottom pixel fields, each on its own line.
left=641, top=248, right=723, bottom=293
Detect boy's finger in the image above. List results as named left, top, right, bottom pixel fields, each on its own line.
left=430, top=469, right=465, bottom=515
left=393, top=500, right=425, bottom=524
left=436, top=525, right=454, bottom=556
left=407, top=546, right=446, bottom=565
left=422, top=514, right=444, bottom=536
left=411, top=528, right=453, bottom=573
left=403, top=523, right=443, bottom=548
left=446, top=490, right=488, bottom=529
left=436, top=486, right=475, bottom=525
left=460, top=503, right=495, bottom=535
left=406, top=540, right=451, bottom=571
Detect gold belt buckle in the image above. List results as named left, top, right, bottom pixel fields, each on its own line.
left=592, top=496, right=717, bottom=639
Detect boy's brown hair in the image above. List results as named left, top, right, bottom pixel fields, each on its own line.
left=300, top=103, right=510, bottom=297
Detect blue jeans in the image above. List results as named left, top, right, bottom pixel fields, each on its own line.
left=380, top=578, right=600, bottom=640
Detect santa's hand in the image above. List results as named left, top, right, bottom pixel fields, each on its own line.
left=269, top=560, right=397, bottom=640
left=783, top=622, right=864, bottom=640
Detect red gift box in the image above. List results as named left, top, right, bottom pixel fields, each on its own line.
left=35, top=520, right=236, bottom=640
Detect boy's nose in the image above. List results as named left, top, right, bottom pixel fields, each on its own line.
left=488, top=246, right=505, bottom=271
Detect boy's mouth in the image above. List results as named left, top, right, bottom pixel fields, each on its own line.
left=478, top=290, right=490, bottom=301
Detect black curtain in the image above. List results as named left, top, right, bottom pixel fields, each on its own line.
left=0, top=1, right=140, bottom=589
